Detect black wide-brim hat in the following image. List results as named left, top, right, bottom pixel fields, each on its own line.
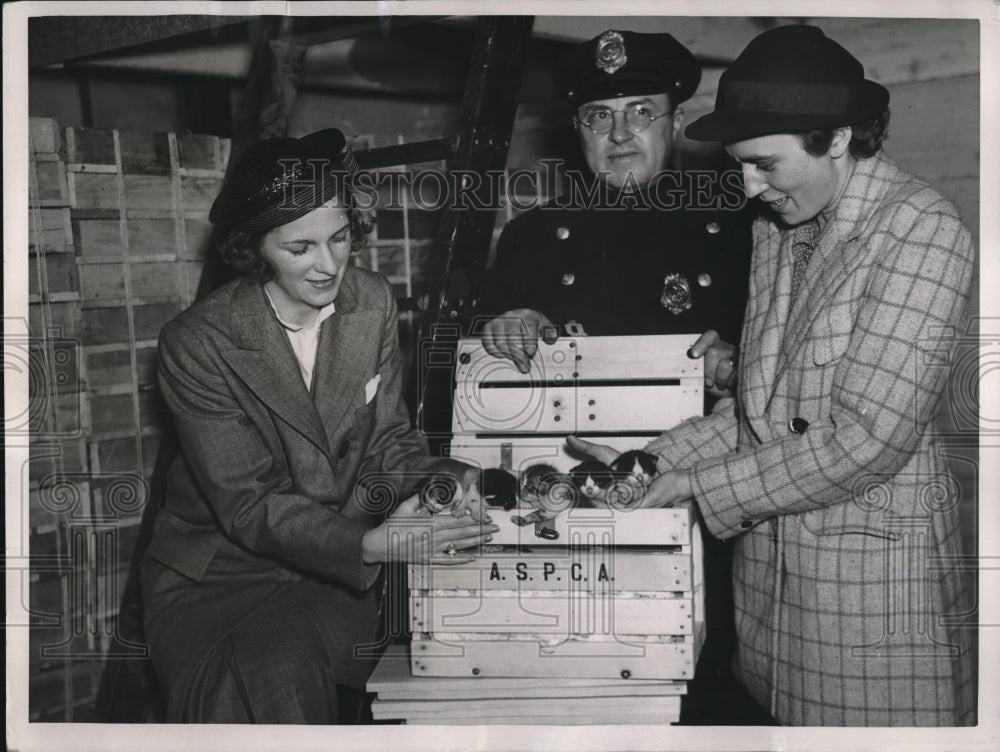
left=686, top=24, right=889, bottom=143
left=554, top=30, right=701, bottom=106
left=209, top=128, right=359, bottom=233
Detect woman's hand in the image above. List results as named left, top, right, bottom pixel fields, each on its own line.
left=450, top=465, right=488, bottom=522
left=565, top=435, right=619, bottom=465
left=566, top=436, right=694, bottom=508
left=362, top=494, right=499, bottom=565
left=638, top=470, right=694, bottom=508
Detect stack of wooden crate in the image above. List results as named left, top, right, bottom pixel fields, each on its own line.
left=24, top=117, right=229, bottom=719
left=368, top=335, right=705, bottom=724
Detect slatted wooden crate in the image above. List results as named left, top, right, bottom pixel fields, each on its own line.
left=369, top=335, right=706, bottom=723
left=25, top=118, right=230, bottom=721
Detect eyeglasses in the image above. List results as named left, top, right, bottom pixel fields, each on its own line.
left=576, top=104, right=672, bottom=135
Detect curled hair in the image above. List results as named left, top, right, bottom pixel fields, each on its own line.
left=215, top=192, right=374, bottom=281
left=797, top=109, right=890, bottom=160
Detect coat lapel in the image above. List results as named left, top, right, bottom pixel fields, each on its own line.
left=741, top=217, right=795, bottom=426
left=310, top=269, right=383, bottom=441
left=768, top=154, right=898, bottom=391
left=220, top=278, right=332, bottom=459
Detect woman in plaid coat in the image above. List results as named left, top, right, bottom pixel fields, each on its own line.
left=574, top=25, right=976, bottom=725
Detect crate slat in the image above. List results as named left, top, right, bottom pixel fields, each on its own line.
left=455, top=335, right=704, bottom=383
left=410, top=591, right=693, bottom=636
left=481, top=505, right=692, bottom=547
left=69, top=172, right=119, bottom=211
left=455, top=382, right=701, bottom=434
left=410, top=633, right=696, bottom=680
left=30, top=118, right=62, bottom=154
left=123, top=174, right=173, bottom=213
left=29, top=208, right=73, bottom=251
left=409, top=549, right=692, bottom=592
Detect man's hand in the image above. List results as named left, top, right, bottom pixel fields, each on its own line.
left=687, top=330, right=738, bottom=397
left=481, top=309, right=559, bottom=374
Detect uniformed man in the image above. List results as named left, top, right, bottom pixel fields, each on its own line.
left=473, top=30, right=771, bottom=725
left=475, top=29, right=750, bottom=397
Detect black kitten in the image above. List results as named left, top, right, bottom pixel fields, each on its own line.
left=611, top=450, right=659, bottom=485
left=569, top=460, right=616, bottom=505
left=482, top=467, right=518, bottom=510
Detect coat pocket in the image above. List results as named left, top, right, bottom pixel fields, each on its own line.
left=144, top=512, right=218, bottom=582
left=798, top=504, right=901, bottom=541
left=810, top=303, right=854, bottom=366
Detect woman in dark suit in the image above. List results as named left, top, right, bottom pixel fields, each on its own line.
left=140, top=129, right=497, bottom=723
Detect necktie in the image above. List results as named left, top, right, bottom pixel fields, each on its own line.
left=789, top=220, right=819, bottom=305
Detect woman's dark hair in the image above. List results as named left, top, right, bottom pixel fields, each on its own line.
left=797, top=108, right=891, bottom=160
left=216, top=195, right=373, bottom=281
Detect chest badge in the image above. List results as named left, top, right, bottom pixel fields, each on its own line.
left=660, top=273, right=692, bottom=315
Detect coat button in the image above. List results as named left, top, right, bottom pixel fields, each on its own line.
left=697, top=273, right=712, bottom=287
left=556, top=226, right=570, bottom=240
left=339, top=440, right=351, bottom=458
left=706, top=222, right=720, bottom=234
left=740, top=519, right=754, bottom=529
left=788, top=417, right=809, bottom=434
left=561, top=273, right=575, bottom=286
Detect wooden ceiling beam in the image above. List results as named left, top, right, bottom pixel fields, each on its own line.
left=28, top=15, right=248, bottom=68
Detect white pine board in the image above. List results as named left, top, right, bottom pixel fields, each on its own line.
left=410, top=592, right=693, bottom=636
left=454, top=383, right=701, bottom=434
left=484, top=506, right=693, bottom=547
left=449, top=435, right=650, bottom=475
left=371, top=695, right=681, bottom=716
left=455, top=335, right=703, bottom=383
left=410, top=634, right=696, bottom=680
left=409, top=549, right=692, bottom=592
left=367, top=646, right=686, bottom=698
left=376, top=682, right=685, bottom=701
left=395, top=711, right=680, bottom=725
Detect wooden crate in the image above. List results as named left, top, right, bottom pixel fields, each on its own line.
left=378, top=335, right=708, bottom=718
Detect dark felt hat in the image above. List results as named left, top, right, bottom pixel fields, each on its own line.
left=554, top=30, right=701, bottom=106
left=686, top=24, right=889, bottom=143
left=209, top=128, right=359, bottom=233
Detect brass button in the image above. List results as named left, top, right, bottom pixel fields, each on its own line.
left=697, top=273, right=712, bottom=287
left=706, top=222, right=720, bottom=234
left=561, top=273, right=575, bottom=286
left=556, top=226, right=570, bottom=240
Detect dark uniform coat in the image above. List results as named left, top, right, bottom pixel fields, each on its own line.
left=141, top=267, right=450, bottom=723
left=475, top=188, right=753, bottom=344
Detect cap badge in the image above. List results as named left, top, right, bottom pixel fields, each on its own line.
left=595, top=30, right=628, bottom=75
left=660, top=273, right=693, bottom=315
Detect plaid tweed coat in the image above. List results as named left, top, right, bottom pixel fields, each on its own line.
left=650, top=153, right=976, bottom=725
left=141, top=267, right=446, bottom=720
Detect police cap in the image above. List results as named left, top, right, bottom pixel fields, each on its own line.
left=554, top=30, right=701, bottom=106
